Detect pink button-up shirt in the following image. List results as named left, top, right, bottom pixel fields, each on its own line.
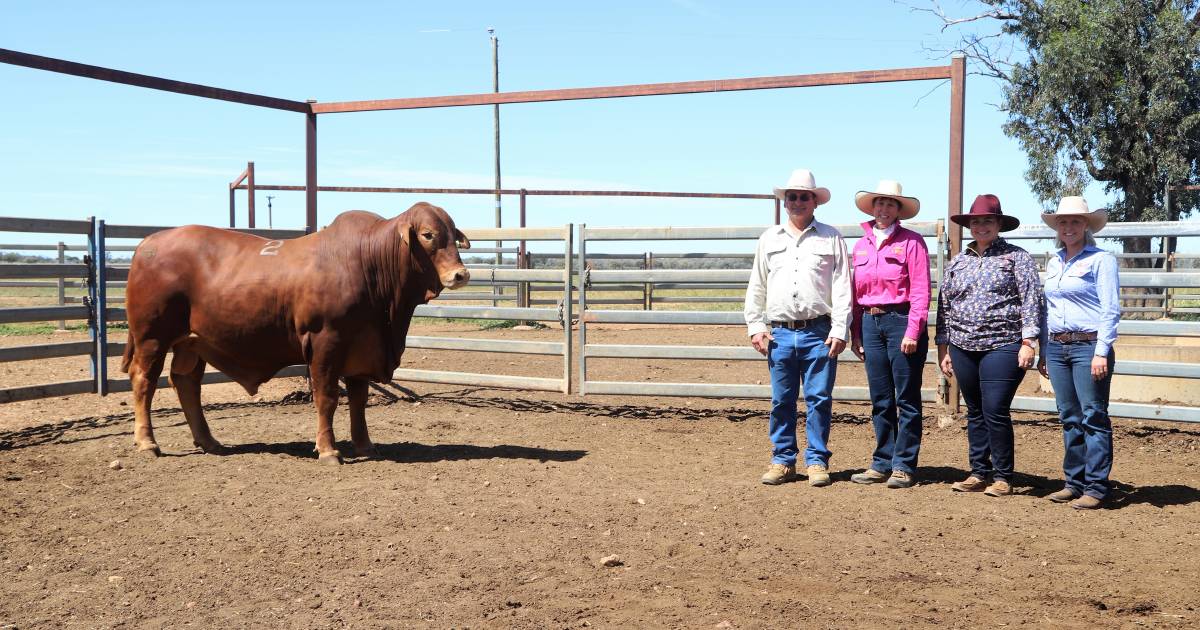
left=851, top=220, right=932, bottom=341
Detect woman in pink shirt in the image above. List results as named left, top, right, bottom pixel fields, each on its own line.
left=849, top=181, right=932, bottom=489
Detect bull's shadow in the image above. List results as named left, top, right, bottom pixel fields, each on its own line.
left=220, top=440, right=586, bottom=464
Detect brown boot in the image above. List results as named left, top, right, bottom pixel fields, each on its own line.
left=806, top=464, right=831, bottom=487
left=983, top=479, right=1012, bottom=497
left=951, top=475, right=987, bottom=492
left=761, top=463, right=797, bottom=485
left=851, top=468, right=888, bottom=485
left=1070, top=495, right=1103, bottom=510
left=1048, top=487, right=1080, bottom=503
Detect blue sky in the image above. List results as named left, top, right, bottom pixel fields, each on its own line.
left=2, top=1, right=1073, bottom=254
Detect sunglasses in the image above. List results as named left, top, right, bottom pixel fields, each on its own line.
left=786, top=192, right=815, bottom=203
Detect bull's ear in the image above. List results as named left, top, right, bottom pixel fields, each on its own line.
left=455, top=229, right=471, bottom=250
left=399, top=221, right=413, bottom=246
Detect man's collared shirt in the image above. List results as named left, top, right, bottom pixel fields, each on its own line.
left=1038, top=245, right=1121, bottom=357
left=935, top=237, right=1042, bottom=351
left=744, top=220, right=853, bottom=340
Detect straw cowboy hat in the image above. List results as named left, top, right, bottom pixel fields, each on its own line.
left=1040, top=196, right=1107, bottom=234
left=854, top=180, right=920, bottom=220
left=950, top=194, right=1021, bottom=232
left=773, top=169, right=831, bottom=205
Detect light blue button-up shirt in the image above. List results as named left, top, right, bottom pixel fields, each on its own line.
left=1040, top=245, right=1121, bottom=357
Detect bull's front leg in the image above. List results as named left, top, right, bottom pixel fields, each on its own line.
left=345, top=377, right=377, bottom=458
left=309, top=367, right=343, bottom=465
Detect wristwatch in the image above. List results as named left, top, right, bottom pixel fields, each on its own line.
left=1020, top=339, right=1035, bottom=348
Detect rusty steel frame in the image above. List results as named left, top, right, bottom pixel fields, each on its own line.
left=308, top=65, right=954, bottom=113
left=3, top=47, right=964, bottom=251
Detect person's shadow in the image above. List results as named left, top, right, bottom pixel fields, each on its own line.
left=906, top=466, right=1199, bottom=509
left=218, top=440, right=587, bottom=465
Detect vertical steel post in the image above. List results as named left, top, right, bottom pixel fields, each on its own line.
left=491, top=30, right=503, bottom=281
left=564, top=224, right=575, bottom=395
left=774, top=197, right=780, bottom=225
left=95, top=219, right=109, bottom=395
left=305, top=102, right=318, bottom=234
left=947, top=55, right=966, bottom=412
left=228, top=185, right=236, bottom=228
left=575, top=224, right=585, bottom=395
left=56, top=241, right=66, bottom=330
left=518, top=189, right=528, bottom=309
left=643, top=252, right=652, bottom=310
left=948, top=55, right=966, bottom=259
left=86, top=217, right=98, bottom=393
left=247, top=161, right=256, bottom=229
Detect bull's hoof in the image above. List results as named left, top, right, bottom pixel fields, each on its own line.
left=136, top=444, right=162, bottom=457
left=195, top=441, right=228, bottom=455
left=353, top=443, right=379, bottom=459
left=317, top=451, right=343, bottom=466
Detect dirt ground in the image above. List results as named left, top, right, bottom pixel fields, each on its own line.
left=1, top=323, right=1198, bottom=628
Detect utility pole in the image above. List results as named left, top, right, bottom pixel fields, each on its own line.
left=266, top=195, right=275, bottom=230
left=490, top=27, right=501, bottom=267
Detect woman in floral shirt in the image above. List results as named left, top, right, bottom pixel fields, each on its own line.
left=936, top=194, right=1042, bottom=497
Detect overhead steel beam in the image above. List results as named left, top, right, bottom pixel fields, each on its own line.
left=0, top=48, right=310, bottom=113
left=310, top=65, right=954, bottom=114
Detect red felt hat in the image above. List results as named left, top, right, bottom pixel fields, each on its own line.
left=950, top=194, right=1020, bottom=232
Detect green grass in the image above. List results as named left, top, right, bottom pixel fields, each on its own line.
left=0, top=322, right=127, bottom=336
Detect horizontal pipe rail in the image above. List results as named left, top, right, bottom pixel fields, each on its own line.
left=0, top=216, right=92, bottom=235
left=0, top=306, right=89, bottom=324
left=311, top=65, right=953, bottom=113
left=0, top=263, right=89, bottom=279
left=406, top=336, right=564, bottom=356
left=1011, top=396, right=1200, bottom=424
left=232, top=183, right=776, bottom=200
left=0, top=48, right=311, bottom=113
left=391, top=369, right=564, bottom=393
left=412, top=305, right=561, bottom=321
left=583, top=381, right=937, bottom=402
left=0, top=379, right=95, bottom=403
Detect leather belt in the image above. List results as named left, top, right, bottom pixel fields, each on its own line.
left=865, top=303, right=910, bottom=316
left=1051, top=331, right=1098, bottom=343
left=771, top=314, right=831, bottom=330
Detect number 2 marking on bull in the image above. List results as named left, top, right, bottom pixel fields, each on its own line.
left=260, top=240, right=284, bottom=256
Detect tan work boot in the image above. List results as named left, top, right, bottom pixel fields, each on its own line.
left=1070, top=495, right=1103, bottom=510
left=851, top=468, right=888, bottom=485
left=1048, top=487, right=1080, bottom=503
left=983, top=479, right=1012, bottom=497
left=886, top=470, right=915, bottom=489
left=951, top=475, right=987, bottom=492
left=806, top=464, right=831, bottom=487
left=761, top=463, right=797, bottom=485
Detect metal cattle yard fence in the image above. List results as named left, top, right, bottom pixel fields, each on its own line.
left=0, top=216, right=575, bottom=402
left=4, top=216, right=1200, bottom=425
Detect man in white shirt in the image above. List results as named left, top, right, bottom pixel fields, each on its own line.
left=745, top=169, right=853, bottom=487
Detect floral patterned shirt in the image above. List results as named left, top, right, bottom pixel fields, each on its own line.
left=935, top=237, right=1042, bottom=351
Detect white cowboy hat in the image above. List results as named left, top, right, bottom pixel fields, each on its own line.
left=773, top=169, right=831, bottom=205
left=854, top=180, right=920, bottom=220
left=1040, top=196, right=1107, bottom=233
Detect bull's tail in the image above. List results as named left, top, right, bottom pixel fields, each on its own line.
left=120, top=330, right=135, bottom=374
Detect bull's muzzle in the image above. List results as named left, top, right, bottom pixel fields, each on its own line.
left=442, top=267, right=470, bottom=290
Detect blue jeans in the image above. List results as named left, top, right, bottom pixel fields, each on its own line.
left=862, top=311, right=927, bottom=475
left=1045, top=340, right=1114, bottom=499
left=949, top=342, right=1026, bottom=481
left=767, top=322, right=837, bottom=467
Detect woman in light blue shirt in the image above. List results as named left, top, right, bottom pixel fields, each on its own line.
left=1037, top=197, right=1121, bottom=510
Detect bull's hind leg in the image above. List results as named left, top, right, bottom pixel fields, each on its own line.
left=169, top=348, right=225, bottom=454
left=345, top=377, right=377, bottom=458
left=310, top=368, right=343, bottom=465
left=128, top=339, right=167, bottom=456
